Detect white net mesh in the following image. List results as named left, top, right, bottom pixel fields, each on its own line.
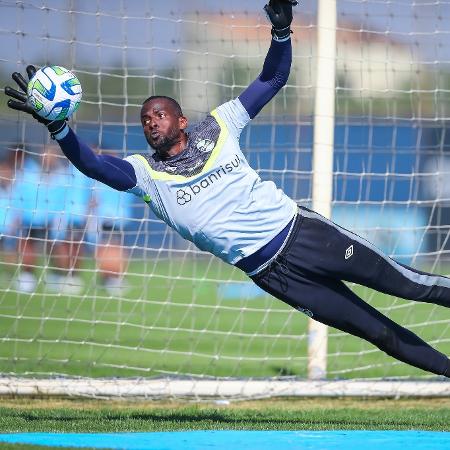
left=0, top=0, right=449, bottom=397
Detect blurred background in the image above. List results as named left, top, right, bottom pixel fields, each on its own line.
left=1, top=0, right=450, bottom=380
left=2, top=0, right=450, bottom=265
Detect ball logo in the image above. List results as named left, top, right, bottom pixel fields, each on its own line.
left=176, top=189, right=191, bottom=205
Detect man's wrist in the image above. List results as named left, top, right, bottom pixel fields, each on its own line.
left=47, top=120, right=69, bottom=140
left=271, top=26, right=292, bottom=42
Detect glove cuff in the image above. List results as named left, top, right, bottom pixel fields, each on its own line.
left=271, top=26, right=292, bottom=42
left=47, top=120, right=68, bottom=140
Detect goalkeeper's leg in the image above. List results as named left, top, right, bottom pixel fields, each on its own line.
left=295, top=206, right=450, bottom=308
left=251, top=264, right=450, bottom=376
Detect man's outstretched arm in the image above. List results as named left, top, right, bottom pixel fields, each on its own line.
left=55, top=127, right=136, bottom=191
left=238, top=0, right=297, bottom=119
left=4, top=65, right=136, bottom=192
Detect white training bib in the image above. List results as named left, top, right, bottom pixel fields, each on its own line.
left=125, top=98, right=297, bottom=265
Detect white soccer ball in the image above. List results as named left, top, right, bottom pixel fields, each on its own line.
left=27, top=66, right=82, bottom=121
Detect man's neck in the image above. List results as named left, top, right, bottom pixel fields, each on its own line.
left=158, top=132, right=188, bottom=159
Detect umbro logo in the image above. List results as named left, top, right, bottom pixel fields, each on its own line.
left=345, top=245, right=354, bottom=260
left=296, top=306, right=313, bottom=318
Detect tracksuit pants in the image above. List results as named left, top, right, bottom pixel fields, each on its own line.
left=251, top=206, right=450, bottom=377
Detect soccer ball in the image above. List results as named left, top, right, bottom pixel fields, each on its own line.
left=27, top=66, right=82, bottom=121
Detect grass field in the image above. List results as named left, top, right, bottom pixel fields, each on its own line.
left=1, top=259, right=450, bottom=449
left=1, top=397, right=450, bottom=433
left=1, top=257, right=450, bottom=380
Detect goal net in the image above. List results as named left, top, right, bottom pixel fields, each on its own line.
left=0, top=0, right=449, bottom=399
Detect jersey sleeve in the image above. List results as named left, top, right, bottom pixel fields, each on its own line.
left=238, top=38, right=292, bottom=119
left=123, top=154, right=151, bottom=200
left=56, top=127, right=136, bottom=191
left=214, top=98, right=251, bottom=139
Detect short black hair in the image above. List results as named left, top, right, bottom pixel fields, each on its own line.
left=142, top=95, right=183, bottom=117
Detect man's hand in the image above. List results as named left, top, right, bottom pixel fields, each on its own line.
left=5, top=65, right=49, bottom=123
left=4, top=65, right=67, bottom=138
left=264, top=0, right=298, bottom=41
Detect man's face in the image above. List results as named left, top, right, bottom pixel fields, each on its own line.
left=140, top=99, right=187, bottom=157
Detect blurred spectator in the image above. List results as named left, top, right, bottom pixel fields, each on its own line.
left=92, top=150, right=133, bottom=296
left=46, top=145, right=93, bottom=294
left=14, top=145, right=91, bottom=293
left=0, top=155, right=18, bottom=270
left=95, top=221, right=129, bottom=296
left=13, top=146, right=44, bottom=292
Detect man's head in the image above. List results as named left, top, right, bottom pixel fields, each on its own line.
left=140, top=96, right=188, bottom=158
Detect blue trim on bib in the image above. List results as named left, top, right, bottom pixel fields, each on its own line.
left=236, top=216, right=294, bottom=273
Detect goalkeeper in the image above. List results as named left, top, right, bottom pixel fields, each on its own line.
left=5, top=0, right=450, bottom=378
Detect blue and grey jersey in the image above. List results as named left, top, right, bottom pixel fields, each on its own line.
left=124, top=98, right=297, bottom=265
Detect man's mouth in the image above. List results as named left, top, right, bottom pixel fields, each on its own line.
left=151, top=131, right=160, bottom=140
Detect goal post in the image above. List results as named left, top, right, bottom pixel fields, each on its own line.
left=1, top=1, right=450, bottom=400
left=309, top=0, right=337, bottom=381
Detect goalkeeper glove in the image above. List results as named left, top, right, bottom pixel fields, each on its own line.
left=4, top=65, right=67, bottom=139
left=264, top=0, right=298, bottom=41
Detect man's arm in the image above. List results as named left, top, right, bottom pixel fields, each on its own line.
left=4, top=66, right=137, bottom=192
left=238, top=39, right=291, bottom=119
left=54, top=127, right=136, bottom=191
left=238, top=0, right=296, bottom=119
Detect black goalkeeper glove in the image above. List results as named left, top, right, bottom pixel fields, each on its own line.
left=4, top=65, right=67, bottom=139
left=264, top=0, right=298, bottom=41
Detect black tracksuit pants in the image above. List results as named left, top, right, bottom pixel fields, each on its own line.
left=251, top=206, right=450, bottom=377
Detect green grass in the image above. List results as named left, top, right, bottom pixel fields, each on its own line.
left=1, top=398, right=450, bottom=432
left=1, top=257, right=450, bottom=379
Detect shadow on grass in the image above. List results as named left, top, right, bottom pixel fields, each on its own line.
left=3, top=406, right=448, bottom=431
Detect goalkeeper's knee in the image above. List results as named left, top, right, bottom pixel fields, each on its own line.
left=372, top=326, right=398, bottom=355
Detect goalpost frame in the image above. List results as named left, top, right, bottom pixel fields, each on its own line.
left=2, top=377, right=450, bottom=399
left=3, top=1, right=450, bottom=401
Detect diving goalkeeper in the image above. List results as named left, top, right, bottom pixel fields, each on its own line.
left=5, top=0, right=450, bottom=378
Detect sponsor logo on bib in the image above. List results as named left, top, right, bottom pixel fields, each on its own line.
left=176, top=154, right=241, bottom=205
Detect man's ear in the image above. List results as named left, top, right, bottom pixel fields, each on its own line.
left=179, top=115, right=188, bottom=131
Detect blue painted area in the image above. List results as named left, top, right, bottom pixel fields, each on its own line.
left=0, top=431, right=449, bottom=450
left=333, top=124, right=424, bottom=203
left=332, top=204, right=428, bottom=263
left=72, top=122, right=427, bottom=203
left=0, top=121, right=442, bottom=253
